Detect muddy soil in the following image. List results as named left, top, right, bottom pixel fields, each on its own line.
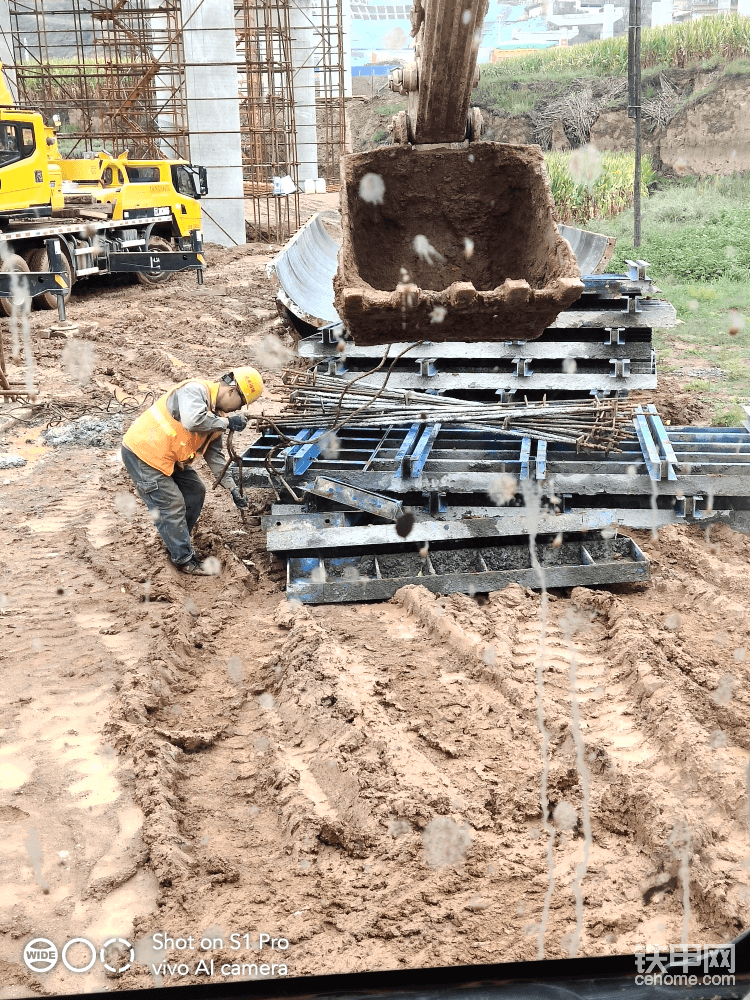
left=0, top=239, right=748, bottom=996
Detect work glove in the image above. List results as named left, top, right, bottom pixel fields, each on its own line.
left=231, top=487, right=248, bottom=510
left=227, top=413, right=248, bottom=432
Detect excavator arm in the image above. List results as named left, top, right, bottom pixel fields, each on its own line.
left=334, top=0, right=584, bottom=347
left=390, top=0, right=487, bottom=144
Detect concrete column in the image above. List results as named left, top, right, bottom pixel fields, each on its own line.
left=0, top=2, right=19, bottom=105
left=601, top=3, right=615, bottom=37
left=341, top=0, right=353, bottom=98
left=289, top=0, right=319, bottom=184
left=181, top=0, right=245, bottom=246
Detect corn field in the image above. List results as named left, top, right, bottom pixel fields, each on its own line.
left=481, top=13, right=750, bottom=79
left=545, top=150, right=656, bottom=223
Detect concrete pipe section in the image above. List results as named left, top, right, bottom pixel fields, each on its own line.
left=558, top=224, right=616, bottom=276
left=333, top=142, right=585, bottom=346
left=267, top=210, right=342, bottom=329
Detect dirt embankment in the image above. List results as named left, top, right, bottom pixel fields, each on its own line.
left=0, top=243, right=748, bottom=995
left=487, top=67, right=750, bottom=176
left=349, top=67, right=750, bottom=176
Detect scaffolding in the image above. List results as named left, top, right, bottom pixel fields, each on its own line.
left=236, top=0, right=300, bottom=243
left=5, top=0, right=348, bottom=246
left=236, top=0, right=347, bottom=244
left=309, top=0, right=346, bottom=188
left=8, top=0, right=190, bottom=159
left=286, top=0, right=346, bottom=186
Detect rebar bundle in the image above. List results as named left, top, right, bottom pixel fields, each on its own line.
left=257, top=368, right=638, bottom=453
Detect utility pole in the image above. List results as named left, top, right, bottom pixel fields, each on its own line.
left=628, top=0, right=642, bottom=247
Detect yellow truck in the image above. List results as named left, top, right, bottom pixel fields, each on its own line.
left=0, top=66, right=206, bottom=315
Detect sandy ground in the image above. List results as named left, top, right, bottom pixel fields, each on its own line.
left=0, top=243, right=748, bottom=996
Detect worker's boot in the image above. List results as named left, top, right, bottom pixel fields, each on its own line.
left=178, top=556, right=210, bottom=576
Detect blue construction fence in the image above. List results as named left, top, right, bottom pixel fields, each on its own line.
left=351, top=64, right=401, bottom=77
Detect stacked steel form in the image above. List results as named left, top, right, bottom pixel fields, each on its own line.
left=238, top=215, right=750, bottom=603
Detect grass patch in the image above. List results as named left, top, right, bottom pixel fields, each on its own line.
left=473, top=80, right=543, bottom=115
left=581, top=174, right=750, bottom=423
left=546, top=151, right=656, bottom=223
left=377, top=102, right=406, bottom=116
left=717, top=350, right=750, bottom=381
left=660, top=274, right=750, bottom=347
left=612, top=207, right=750, bottom=280
left=372, top=129, right=388, bottom=143
left=712, top=400, right=748, bottom=425
left=585, top=174, right=750, bottom=278
left=479, top=12, right=750, bottom=81
left=722, top=56, right=750, bottom=75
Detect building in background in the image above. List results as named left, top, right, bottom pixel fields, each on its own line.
left=349, top=1, right=413, bottom=65
left=348, top=0, right=747, bottom=69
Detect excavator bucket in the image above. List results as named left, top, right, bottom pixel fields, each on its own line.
left=334, top=142, right=585, bottom=346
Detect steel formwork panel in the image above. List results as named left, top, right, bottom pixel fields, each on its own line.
left=286, top=536, right=651, bottom=603
left=239, top=423, right=750, bottom=497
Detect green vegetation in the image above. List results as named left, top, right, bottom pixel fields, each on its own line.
left=578, top=174, right=750, bottom=420
left=593, top=174, right=750, bottom=279
left=613, top=206, right=750, bottom=280
left=477, top=13, right=750, bottom=82
left=712, top=400, right=748, bottom=425
left=372, top=128, right=389, bottom=143
left=545, top=150, right=655, bottom=223
left=377, top=102, right=407, bottom=116
left=472, top=81, right=541, bottom=115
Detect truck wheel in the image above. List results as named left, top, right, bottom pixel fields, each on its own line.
left=0, top=254, right=30, bottom=318
left=136, top=235, right=173, bottom=286
left=27, top=247, right=72, bottom=310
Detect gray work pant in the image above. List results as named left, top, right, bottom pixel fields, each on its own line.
left=120, top=444, right=205, bottom=566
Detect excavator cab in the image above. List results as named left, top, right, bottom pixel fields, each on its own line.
left=335, top=0, right=584, bottom=346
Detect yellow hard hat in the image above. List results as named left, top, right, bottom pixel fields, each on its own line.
left=232, top=367, right=264, bottom=405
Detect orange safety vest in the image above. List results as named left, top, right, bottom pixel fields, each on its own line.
left=122, top=378, right=223, bottom=476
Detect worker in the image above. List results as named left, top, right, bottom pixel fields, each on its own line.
left=120, top=368, right=264, bottom=575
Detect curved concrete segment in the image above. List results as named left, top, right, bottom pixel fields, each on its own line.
left=267, top=211, right=341, bottom=328
left=558, top=224, right=616, bottom=275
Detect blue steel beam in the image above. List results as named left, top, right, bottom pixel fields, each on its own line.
left=290, top=428, right=329, bottom=475
left=633, top=411, right=665, bottom=481
left=410, top=424, right=442, bottom=478
left=394, top=422, right=424, bottom=478
left=643, top=404, right=677, bottom=481
left=536, top=439, right=547, bottom=480
left=520, top=436, right=532, bottom=479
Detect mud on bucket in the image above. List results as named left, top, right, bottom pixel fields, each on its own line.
left=333, top=142, right=584, bottom=346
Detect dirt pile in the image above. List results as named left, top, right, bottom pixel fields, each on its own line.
left=111, top=527, right=750, bottom=988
